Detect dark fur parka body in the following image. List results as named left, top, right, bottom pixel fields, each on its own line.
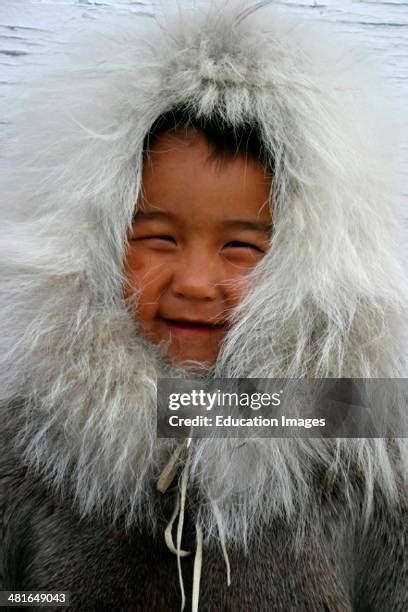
left=1, top=413, right=406, bottom=611
left=0, top=1, right=407, bottom=610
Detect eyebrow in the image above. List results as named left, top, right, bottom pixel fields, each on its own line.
left=133, top=210, right=272, bottom=233
left=221, top=219, right=272, bottom=233
left=132, top=210, right=171, bottom=221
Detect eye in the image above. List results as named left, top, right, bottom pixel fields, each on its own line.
left=130, top=234, right=177, bottom=245
left=145, top=235, right=176, bottom=244
left=224, top=241, right=264, bottom=253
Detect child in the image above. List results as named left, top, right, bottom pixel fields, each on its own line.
left=0, top=2, right=406, bottom=611
left=123, top=110, right=273, bottom=367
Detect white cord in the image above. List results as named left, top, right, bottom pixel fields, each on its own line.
left=164, top=494, right=191, bottom=557
left=192, top=520, right=203, bottom=612
left=211, top=500, right=231, bottom=586
left=159, top=439, right=232, bottom=611
left=176, top=447, right=193, bottom=610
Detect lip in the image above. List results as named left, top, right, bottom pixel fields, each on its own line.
left=159, top=317, right=227, bottom=338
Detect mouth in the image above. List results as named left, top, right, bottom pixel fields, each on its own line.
left=159, top=317, right=227, bottom=338
left=163, top=318, right=225, bottom=328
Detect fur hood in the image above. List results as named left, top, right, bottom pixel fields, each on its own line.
left=0, top=0, right=407, bottom=547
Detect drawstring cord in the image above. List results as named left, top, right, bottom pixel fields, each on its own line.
left=192, top=520, right=203, bottom=612
left=157, top=439, right=231, bottom=611
left=176, top=442, right=192, bottom=610
left=157, top=440, right=190, bottom=494
left=164, top=495, right=190, bottom=557
left=211, top=500, right=231, bottom=587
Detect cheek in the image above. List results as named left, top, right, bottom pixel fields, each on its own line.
left=122, top=246, right=167, bottom=320
left=223, top=266, right=257, bottom=310
left=122, top=247, right=142, bottom=300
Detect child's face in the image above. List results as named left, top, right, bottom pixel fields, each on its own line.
left=123, top=130, right=272, bottom=365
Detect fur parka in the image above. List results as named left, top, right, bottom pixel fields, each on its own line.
left=0, top=1, right=407, bottom=610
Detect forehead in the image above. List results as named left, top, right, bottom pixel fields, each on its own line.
left=139, top=131, right=272, bottom=224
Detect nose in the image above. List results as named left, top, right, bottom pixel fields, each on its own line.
left=171, top=246, right=221, bottom=301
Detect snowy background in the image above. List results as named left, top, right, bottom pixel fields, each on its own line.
left=1, top=0, right=407, bottom=260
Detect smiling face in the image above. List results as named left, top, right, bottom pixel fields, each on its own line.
left=123, top=129, right=272, bottom=366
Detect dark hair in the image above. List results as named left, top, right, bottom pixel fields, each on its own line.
left=143, top=107, right=273, bottom=172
